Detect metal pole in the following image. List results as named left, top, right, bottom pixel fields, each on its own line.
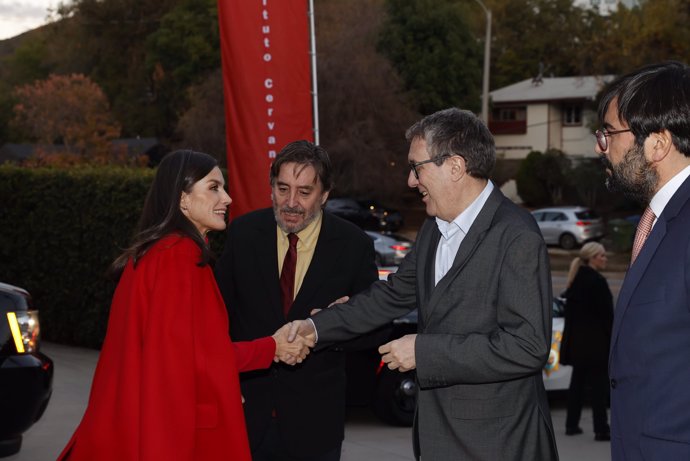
left=308, top=0, right=320, bottom=144
left=473, top=0, right=491, bottom=124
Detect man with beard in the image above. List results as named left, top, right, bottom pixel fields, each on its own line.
left=595, top=61, right=690, bottom=460
left=215, top=140, right=377, bottom=461
left=288, top=108, right=558, bottom=460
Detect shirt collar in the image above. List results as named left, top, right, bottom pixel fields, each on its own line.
left=278, top=210, right=323, bottom=249
left=435, top=181, right=494, bottom=239
left=649, top=164, right=690, bottom=219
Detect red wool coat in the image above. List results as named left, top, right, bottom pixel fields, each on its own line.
left=57, top=235, right=275, bottom=461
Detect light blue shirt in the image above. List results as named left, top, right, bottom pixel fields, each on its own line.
left=434, top=181, right=494, bottom=285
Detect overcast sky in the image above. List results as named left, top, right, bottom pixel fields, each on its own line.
left=0, top=1, right=55, bottom=41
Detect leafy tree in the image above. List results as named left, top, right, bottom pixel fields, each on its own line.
left=174, top=69, right=227, bottom=166
left=490, top=0, right=593, bottom=88
left=317, top=0, right=419, bottom=204
left=570, top=158, right=607, bottom=209
left=53, top=0, right=180, bottom=137
left=12, top=74, right=121, bottom=156
left=378, top=0, right=483, bottom=114
left=516, top=149, right=572, bottom=206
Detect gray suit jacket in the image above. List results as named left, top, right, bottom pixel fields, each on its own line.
left=312, top=188, right=559, bottom=460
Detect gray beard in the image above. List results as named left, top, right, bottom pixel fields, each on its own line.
left=273, top=205, right=319, bottom=234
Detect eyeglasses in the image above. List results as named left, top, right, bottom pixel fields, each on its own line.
left=595, top=128, right=632, bottom=151
left=408, top=154, right=453, bottom=180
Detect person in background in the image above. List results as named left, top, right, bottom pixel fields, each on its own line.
left=560, top=242, right=613, bottom=441
left=57, top=150, right=312, bottom=461
left=215, top=140, right=378, bottom=461
left=288, top=108, right=558, bottom=461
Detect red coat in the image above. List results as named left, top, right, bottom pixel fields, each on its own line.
left=57, top=235, right=275, bottom=461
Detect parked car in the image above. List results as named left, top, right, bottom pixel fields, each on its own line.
left=345, top=267, right=416, bottom=427
left=542, top=297, right=572, bottom=392
left=531, top=206, right=604, bottom=250
left=365, top=231, right=412, bottom=266
left=325, top=198, right=404, bottom=232
left=0, top=282, right=53, bottom=457
left=347, top=275, right=571, bottom=427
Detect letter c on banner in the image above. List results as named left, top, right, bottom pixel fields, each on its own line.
left=264, top=78, right=273, bottom=89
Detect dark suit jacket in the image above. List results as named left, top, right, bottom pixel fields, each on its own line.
left=312, top=188, right=559, bottom=460
left=214, top=208, right=377, bottom=458
left=609, top=175, right=690, bottom=461
left=560, top=265, right=613, bottom=367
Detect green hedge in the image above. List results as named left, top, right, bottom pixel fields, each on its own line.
left=0, top=165, right=229, bottom=348
left=0, top=165, right=154, bottom=347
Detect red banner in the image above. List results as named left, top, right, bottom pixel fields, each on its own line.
left=218, top=0, right=314, bottom=218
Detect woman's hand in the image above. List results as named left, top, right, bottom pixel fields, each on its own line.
left=272, top=322, right=315, bottom=365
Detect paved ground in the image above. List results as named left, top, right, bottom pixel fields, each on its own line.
left=8, top=342, right=612, bottom=461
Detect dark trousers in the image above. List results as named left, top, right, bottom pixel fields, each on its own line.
left=253, top=417, right=342, bottom=461
left=566, top=362, right=610, bottom=434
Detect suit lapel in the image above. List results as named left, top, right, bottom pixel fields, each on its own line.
left=253, top=213, right=283, bottom=317
left=422, top=188, right=502, bottom=325
left=416, top=219, right=441, bottom=310
left=611, top=174, right=690, bottom=356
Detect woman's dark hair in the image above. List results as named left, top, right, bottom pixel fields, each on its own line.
left=111, top=150, right=219, bottom=277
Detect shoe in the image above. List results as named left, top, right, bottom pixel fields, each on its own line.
left=565, top=427, right=583, bottom=436
left=595, top=432, right=611, bottom=441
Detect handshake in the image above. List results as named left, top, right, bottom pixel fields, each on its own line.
left=271, top=321, right=316, bottom=365
left=269, top=296, right=345, bottom=366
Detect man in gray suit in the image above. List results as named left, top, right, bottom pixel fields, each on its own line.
left=289, top=108, right=559, bottom=460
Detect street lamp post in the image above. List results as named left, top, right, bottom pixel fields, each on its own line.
left=473, top=0, right=491, bottom=124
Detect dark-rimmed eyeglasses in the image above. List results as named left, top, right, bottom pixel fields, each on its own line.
left=408, top=154, right=453, bottom=180
left=595, top=128, right=632, bottom=151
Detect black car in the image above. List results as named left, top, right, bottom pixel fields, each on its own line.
left=345, top=269, right=417, bottom=427
left=0, top=282, right=53, bottom=457
left=325, top=198, right=404, bottom=232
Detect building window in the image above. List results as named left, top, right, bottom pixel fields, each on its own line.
left=489, top=106, right=527, bottom=134
left=563, top=105, right=582, bottom=126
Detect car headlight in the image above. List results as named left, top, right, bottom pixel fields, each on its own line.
left=6, top=310, right=40, bottom=353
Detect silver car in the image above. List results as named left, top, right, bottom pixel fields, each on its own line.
left=365, top=231, right=412, bottom=266
left=531, top=206, right=604, bottom=250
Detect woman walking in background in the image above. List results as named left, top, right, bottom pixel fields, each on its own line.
left=57, top=150, right=313, bottom=461
left=560, top=242, right=614, bottom=441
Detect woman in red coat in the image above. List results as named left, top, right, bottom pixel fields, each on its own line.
left=57, top=150, right=313, bottom=461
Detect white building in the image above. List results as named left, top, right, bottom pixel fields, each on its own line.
left=489, top=75, right=614, bottom=160
left=573, top=0, right=640, bottom=15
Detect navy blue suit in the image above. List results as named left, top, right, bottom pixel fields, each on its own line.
left=610, top=175, right=690, bottom=460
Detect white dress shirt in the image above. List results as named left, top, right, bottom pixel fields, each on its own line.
left=648, top=164, right=690, bottom=229
left=434, top=181, right=494, bottom=285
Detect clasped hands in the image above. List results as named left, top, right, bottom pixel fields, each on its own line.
left=272, top=322, right=315, bottom=365
left=284, top=317, right=418, bottom=373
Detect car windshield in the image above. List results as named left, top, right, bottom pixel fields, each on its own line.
left=574, top=210, right=599, bottom=220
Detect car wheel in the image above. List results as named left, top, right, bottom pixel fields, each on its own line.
left=372, top=368, right=416, bottom=427
left=0, top=436, right=22, bottom=457
left=559, top=233, right=577, bottom=250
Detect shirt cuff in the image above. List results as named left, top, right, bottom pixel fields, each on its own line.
left=307, top=318, right=318, bottom=344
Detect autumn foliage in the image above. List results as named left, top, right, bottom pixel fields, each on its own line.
left=12, top=73, right=124, bottom=164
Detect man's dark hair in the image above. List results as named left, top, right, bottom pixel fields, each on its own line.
left=405, top=107, right=495, bottom=179
left=599, top=61, right=690, bottom=157
left=269, top=140, right=334, bottom=191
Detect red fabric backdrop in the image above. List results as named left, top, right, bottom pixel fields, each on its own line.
left=218, top=0, right=314, bottom=218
